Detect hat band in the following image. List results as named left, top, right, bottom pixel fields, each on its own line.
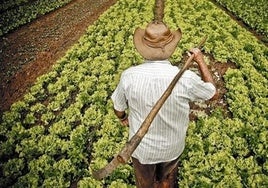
left=143, top=32, right=174, bottom=49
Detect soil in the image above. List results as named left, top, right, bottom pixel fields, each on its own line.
left=0, top=0, right=117, bottom=114
left=0, top=0, right=243, bottom=117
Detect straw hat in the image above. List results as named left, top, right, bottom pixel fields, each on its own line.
left=133, top=21, right=182, bottom=60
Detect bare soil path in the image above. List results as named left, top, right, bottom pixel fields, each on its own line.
left=0, top=0, right=117, bottom=113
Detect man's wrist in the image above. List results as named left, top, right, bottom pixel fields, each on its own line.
left=119, top=113, right=128, bottom=121
left=114, top=108, right=128, bottom=121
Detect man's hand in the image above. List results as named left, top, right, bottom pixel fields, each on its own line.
left=189, top=47, right=205, bottom=65
left=120, top=117, right=129, bottom=126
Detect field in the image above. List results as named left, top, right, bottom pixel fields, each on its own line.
left=0, top=0, right=267, bottom=187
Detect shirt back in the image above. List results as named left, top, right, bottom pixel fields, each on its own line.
left=111, top=60, right=216, bottom=164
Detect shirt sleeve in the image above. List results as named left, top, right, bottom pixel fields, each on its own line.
left=188, top=72, right=216, bottom=101
left=111, top=73, right=128, bottom=111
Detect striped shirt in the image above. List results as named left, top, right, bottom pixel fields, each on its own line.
left=111, top=60, right=216, bottom=164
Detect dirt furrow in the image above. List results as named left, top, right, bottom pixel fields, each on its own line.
left=0, top=0, right=117, bottom=113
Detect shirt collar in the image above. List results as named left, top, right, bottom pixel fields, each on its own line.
left=144, top=59, right=171, bottom=64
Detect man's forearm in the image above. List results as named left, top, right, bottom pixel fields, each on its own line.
left=114, top=108, right=127, bottom=120
left=114, top=108, right=129, bottom=126
left=189, top=48, right=215, bottom=86
left=189, top=48, right=219, bottom=100
left=198, top=61, right=215, bottom=85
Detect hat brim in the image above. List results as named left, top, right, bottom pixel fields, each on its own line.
left=133, top=27, right=182, bottom=60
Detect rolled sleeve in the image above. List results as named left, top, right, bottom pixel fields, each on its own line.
left=188, top=74, right=216, bottom=101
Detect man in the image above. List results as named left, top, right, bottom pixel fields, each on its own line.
left=111, top=21, right=217, bottom=188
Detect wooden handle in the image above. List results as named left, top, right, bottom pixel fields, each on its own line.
left=154, top=0, right=165, bottom=22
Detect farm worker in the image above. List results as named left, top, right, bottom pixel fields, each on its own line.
left=111, top=20, right=217, bottom=188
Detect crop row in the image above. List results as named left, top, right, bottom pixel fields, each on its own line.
left=0, top=0, right=72, bottom=36
left=214, top=0, right=268, bottom=40
left=0, top=0, right=267, bottom=187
